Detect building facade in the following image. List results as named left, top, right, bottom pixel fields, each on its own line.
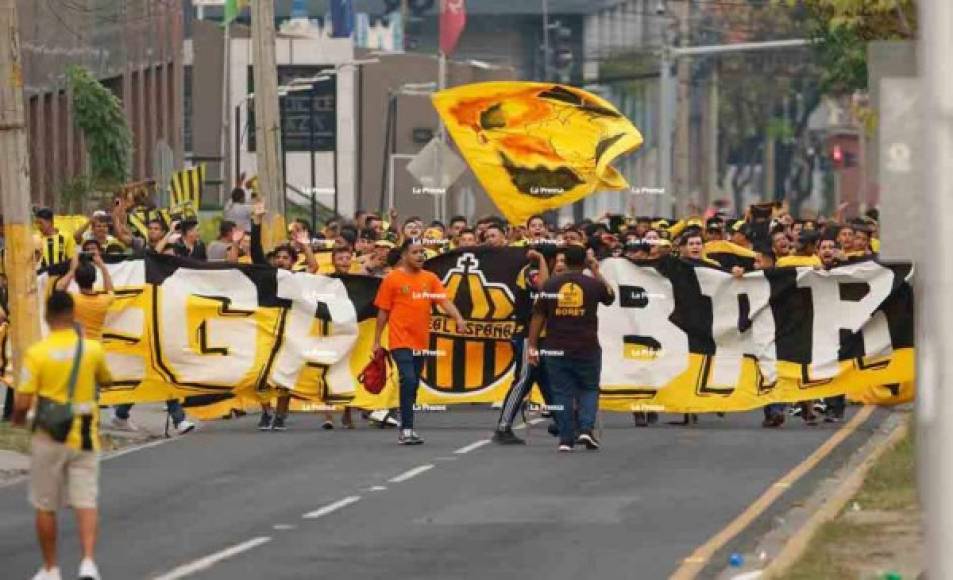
left=19, top=0, right=185, bottom=208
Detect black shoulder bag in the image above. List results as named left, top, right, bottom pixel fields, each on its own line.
left=33, top=328, right=84, bottom=443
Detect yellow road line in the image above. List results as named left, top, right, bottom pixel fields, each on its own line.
left=669, top=405, right=876, bottom=580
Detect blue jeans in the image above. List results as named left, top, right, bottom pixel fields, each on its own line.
left=391, top=348, right=425, bottom=430
left=115, top=400, right=186, bottom=426
left=546, top=355, right=602, bottom=445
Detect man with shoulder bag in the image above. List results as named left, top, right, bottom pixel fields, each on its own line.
left=12, top=291, right=113, bottom=580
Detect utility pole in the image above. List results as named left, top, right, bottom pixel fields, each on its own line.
left=542, top=0, right=551, bottom=82
left=0, top=0, right=41, bottom=373
left=674, top=0, right=692, bottom=215
left=658, top=19, right=676, bottom=217
left=921, top=0, right=953, bottom=578
left=251, top=0, right=285, bottom=217
left=221, top=15, right=232, bottom=200
left=435, top=0, right=448, bottom=224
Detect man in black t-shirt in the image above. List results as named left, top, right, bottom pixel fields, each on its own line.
left=491, top=248, right=553, bottom=445
left=528, top=245, right=615, bottom=452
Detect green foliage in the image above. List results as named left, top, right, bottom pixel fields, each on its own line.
left=68, top=66, right=133, bottom=187
left=784, top=0, right=917, bottom=94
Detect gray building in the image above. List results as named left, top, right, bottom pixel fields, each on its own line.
left=19, top=0, right=185, bottom=208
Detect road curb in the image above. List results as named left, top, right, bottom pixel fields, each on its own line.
left=760, top=410, right=910, bottom=578
left=716, top=408, right=910, bottom=580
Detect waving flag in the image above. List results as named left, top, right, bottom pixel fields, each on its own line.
left=440, top=0, right=466, bottom=55
left=432, top=82, right=644, bottom=225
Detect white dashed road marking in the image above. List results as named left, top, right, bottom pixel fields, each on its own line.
left=388, top=464, right=435, bottom=482
left=153, top=536, right=272, bottom=580
left=302, top=496, right=362, bottom=519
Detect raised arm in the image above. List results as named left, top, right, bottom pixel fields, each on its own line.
left=294, top=231, right=319, bottom=273
left=55, top=253, right=80, bottom=291
left=250, top=203, right=267, bottom=265
left=586, top=251, right=616, bottom=305
left=92, top=253, right=114, bottom=293
left=73, top=219, right=91, bottom=245
left=526, top=249, right=549, bottom=286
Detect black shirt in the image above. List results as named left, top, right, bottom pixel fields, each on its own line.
left=535, top=271, right=614, bottom=359
left=174, top=240, right=207, bottom=261
left=513, top=262, right=542, bottom=337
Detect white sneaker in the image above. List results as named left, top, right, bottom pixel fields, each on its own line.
left=175, top=420, right=197, bottom=435
left=32, top=566, right=62, bottom=580
left=78, top=558, right=100, bottom=580
left=109, top=416, right=138, bottom=432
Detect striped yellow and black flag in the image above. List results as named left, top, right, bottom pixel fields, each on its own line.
left=169, top=165, right=206, bottom=218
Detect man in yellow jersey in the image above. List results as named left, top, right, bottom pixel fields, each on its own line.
left=13, top=291, right=112, bottom=580
left=34, top=208, right=76, bottom=269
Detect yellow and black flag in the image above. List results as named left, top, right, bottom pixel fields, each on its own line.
left=432, top=82, right=643, bottom=225
left=170, top=165, right=206, bottom=218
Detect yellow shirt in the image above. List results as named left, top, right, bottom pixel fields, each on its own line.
left=72, top=292, right=115, bottom=341
left=18, top=328, right=112, bottom=451
left=776, top=255, right=822, bottom=268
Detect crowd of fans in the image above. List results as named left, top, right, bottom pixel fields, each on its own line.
left=25, top=183, right=879, bottom=283
left=11, top=185, right=881, bottom=430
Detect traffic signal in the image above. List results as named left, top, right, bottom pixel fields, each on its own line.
left=829, top=145, right=857, bottom=169
left=831, top=144, right=843, bottom=167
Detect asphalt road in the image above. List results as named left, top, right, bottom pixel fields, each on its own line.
left=0, top=405, right=887, bottom=580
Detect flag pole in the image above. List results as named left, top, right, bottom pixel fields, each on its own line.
left=435, top=0, right=448, bottom=224
left=221, top=12, right=232, bottom=202
left=436, top=49, right=447, bottom=224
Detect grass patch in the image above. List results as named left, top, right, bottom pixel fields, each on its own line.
left=0, top=422, right=139, bottom=455
left=776, top=426, right=918, bottom=580
left=0, top=422, right=32, bottom=454
left=855, top=430, right=916, bottom=511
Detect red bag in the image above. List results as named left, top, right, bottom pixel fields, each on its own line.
left=358, top=348, right=392, bottom=395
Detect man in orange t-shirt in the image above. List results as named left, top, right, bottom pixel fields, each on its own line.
left=373, top=239, right=466, bottom=445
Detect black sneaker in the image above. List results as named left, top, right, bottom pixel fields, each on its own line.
left=633, top=412, right=648, bottom=427
left=271, top=415, right=287, bottom=431
left=577, top=431, right=600, bottom=450
left=398, top=429, right=423, bottom=445
left=492, top=428, right=526, bottom=445
left=321, top=420, right=334, bottom=430
left=258, top=412, right=273, bottom=431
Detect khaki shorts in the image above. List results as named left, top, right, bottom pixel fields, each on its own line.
left=29, top=432, right=99, bottom=511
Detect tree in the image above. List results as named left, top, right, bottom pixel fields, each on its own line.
left=706, top=1, right=822, bottom=211
left=789, top=0, right=917, bottom=94
left=67, top=66, right=132, bottom=187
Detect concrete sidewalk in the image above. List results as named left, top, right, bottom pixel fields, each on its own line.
left=0, top=403, right=199, bottom=482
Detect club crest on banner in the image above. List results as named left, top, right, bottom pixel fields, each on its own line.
left=424, top=253, right=516, bottom=395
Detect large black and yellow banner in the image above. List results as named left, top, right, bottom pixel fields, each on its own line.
left=595, top=256, right=914, bottom=412
left=39, top=250, right=914, bottom=414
